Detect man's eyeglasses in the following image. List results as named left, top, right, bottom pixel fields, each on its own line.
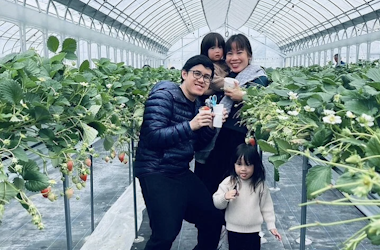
left=189, top=70, right=212, bottom=83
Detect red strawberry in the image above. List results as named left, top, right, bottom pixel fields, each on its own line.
left=248, top=138, right=256, bottom=146
left=41, top=187, right=51, bottom=198
left=65, top=188, right=74, bottom=199
left=80, top=174, right=87, bottom=182
left=118, top=152, right=125, bottom=163
left=67, top=160, right=73, bottom=172
left=201, top=106, right=210, bottom=110
left=84, top=158, right=91, bottom=167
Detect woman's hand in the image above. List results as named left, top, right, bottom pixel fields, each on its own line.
left=222, top=108, right=228, bottom=123
left=224, top=82, right=246, bottom=102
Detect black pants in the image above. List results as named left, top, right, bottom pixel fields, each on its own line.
left=139, top=170, right=224, bottom=250
left=228, top=231, right=261, bottom=250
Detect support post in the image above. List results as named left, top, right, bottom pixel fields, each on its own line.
left=90, top=151, right=95, bottom=232
left=297, top=155, right=312, bottom=249
left=63, top=174, right=73, bottom=250
left=132, top=125, right=144, bottom=243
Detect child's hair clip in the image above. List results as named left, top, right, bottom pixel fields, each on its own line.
left=247, top=138, right=256, bottom=146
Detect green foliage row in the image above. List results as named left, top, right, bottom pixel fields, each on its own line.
left=0, top=36, right=181, bottom=229
left=240, top=61, right=380, bottom=249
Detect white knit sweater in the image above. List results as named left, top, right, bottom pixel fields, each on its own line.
left=213, top=176, right=276, bottom=233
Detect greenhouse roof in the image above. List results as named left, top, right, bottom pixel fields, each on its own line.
left=2, top=0, right=380, bottom=54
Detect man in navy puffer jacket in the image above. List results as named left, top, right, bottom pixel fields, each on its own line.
left=135, top=55, right=225, bottom=250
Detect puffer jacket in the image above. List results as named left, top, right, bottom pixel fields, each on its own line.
left=134, top=81, right=216, bottom=177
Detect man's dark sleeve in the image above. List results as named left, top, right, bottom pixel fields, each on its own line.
left=140, top=90, right=196, bottom=150
left=193, top=126, right=216, bottom=151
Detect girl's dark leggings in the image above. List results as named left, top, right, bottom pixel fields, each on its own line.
left=228, top=231, right=261, bottom=250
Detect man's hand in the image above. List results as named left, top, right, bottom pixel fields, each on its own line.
left=190, top=109, right=213, bottom=130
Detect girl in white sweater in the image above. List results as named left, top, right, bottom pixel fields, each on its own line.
left=213, top=141, right=281, bottom=250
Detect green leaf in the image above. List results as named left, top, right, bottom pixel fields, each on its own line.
left=311, top=128, right=332, bottom=148
left=88, top=121, right=107, bottom=137
left=257, top=140, right=277, bottom=154
left=345, top=100, right=378, bottom=116
left=11, top=147, right=28, bottom=162
left=274, top=138, right=292, bottom=154
left=336, top=172, right=360, bottom=194
left=13, top=177, right=25, bottom=190
left=80, top=60, right=90, bottom=72
left=21, top=160, right=49, bottom=192
left=367, top=82, right=380, bottom=91
left=367, top=68, right=380, bottom=82
left=271, top=89, right=289, bottom=97
left=306, top=165, right=331, bottom=199
left=0, top=79, right=23, bottom=105
left=365, top=135, right=380, bottom=170
left=268, top=154, right=289, bottom=169
left=271, top=71, right=281, bottom=83
left=82, top=123, right=98, bottom=145
left=47, top=36, right=59, bottom=53
left=340, top=138, right=366, bottom=148
left=49, top=105, right=64, bottom=115
left=62, top=38, right=77, bottom=53
left=115, top=96, right=129, bottom=104
left=88, top=105, right=101, bottom=117
left=133, top=108, right=145, bottom=118
left=103, top=135, right=115, bottom=151
left=39, top=128, right=55, bottom=141
left=50, top=52, right=66, bottom=63
left=307, top=97, right=322, bottom=108
left=0, top=173, right=6, bottom=181
left=30, top=106, right=51, bottom=123
left=65, top=52, right=77, bottom=60
left=0, top=182, right=19, bottom=202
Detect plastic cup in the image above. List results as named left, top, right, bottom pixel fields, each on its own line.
left=213, top=104, right=224, bottom=128
left=199, top=106, right=212, bottom=114
left=224, top=77, right=238, bottom=90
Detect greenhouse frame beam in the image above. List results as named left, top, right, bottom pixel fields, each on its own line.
left=286, top=30, right=380, bottom=57
left=0, top=1, right=165, bottom=60
left=52, top=0, right=168, bottom=52
left=280, top=9, right=380, bottom=52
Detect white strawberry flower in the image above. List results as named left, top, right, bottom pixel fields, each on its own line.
left=323, top=109, right=336, bottom=115
left=346, top=111, right=356, bottom=119
left=287, top=110, right=299, bottom=116
left=106, top=83, right=113, bottom=89
left=333, top=94, right=341, bottom=102
left=356, top=114, right=374, bottom=127
left=323, top=114, right=342, bottom=124
left=276, top=109, right=284, bottom=114
left=80, top=82, right=89, bottom=87
left=288, top=91, right=298, bottom=100
left=304, top=105, right=315, bottom=112
left=278, top=115, right=289, bottom=120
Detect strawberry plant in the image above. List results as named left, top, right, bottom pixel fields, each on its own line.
left=240, top=62, right=380, bottom=248
left=0, top=35, right=181, bottom=229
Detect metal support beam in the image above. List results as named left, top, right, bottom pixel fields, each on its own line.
left=0, top=1, right=165, bottom=60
